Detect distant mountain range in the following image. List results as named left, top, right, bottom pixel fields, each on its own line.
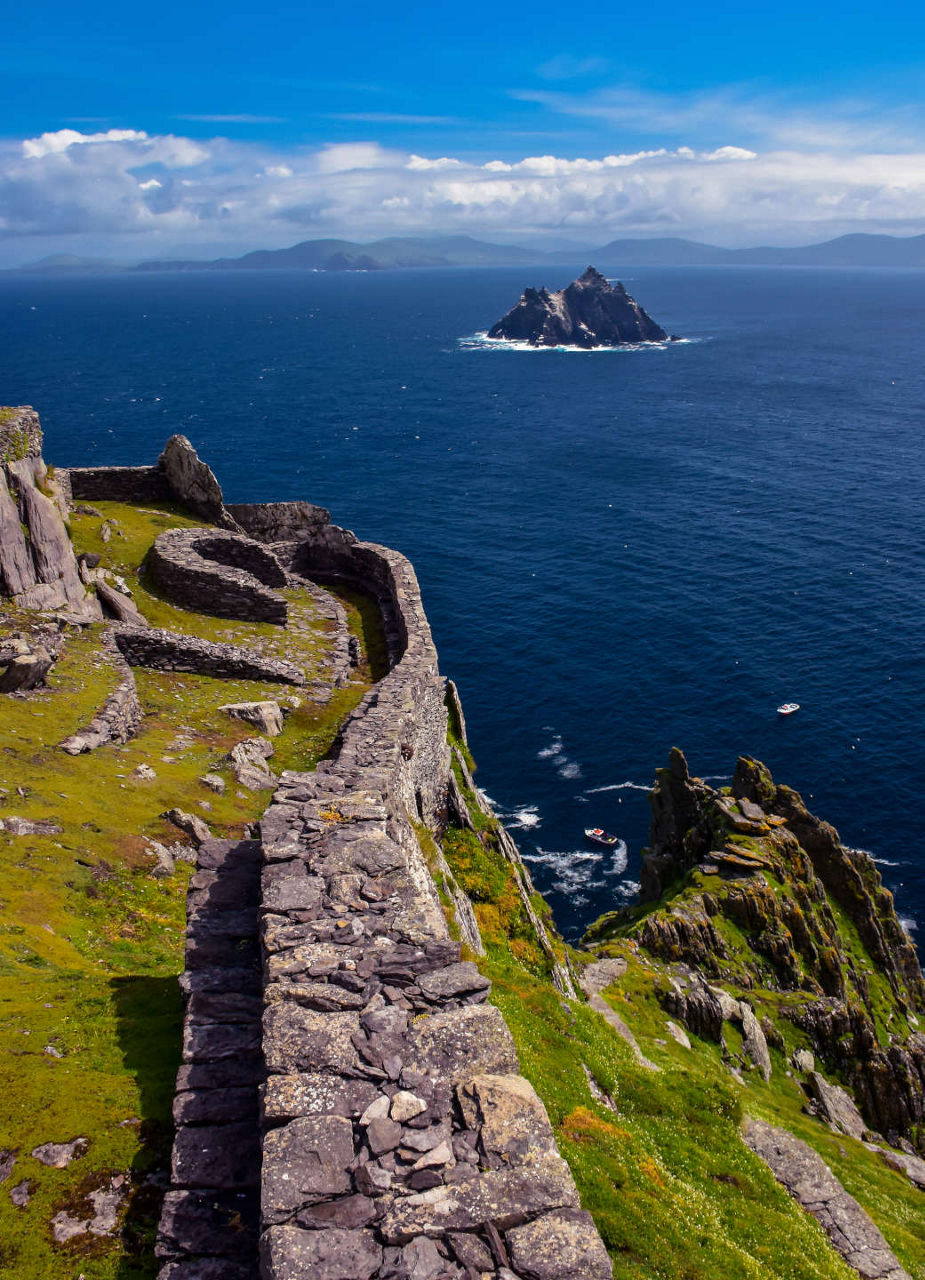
left=7, top=232, right=925, bottom=274
left=134, top=235, right=538, bottom=273
left=592, top=233, right=925, bottom=268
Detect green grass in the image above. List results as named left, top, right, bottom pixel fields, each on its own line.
left=0, top=500, right=382, bottom=1278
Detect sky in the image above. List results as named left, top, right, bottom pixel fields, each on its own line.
left=2, top=0, right=925, bottom=263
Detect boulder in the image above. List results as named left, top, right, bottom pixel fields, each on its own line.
left=158, top=435, right=239, bottom=529
left=219, top=700, right=284, bottom=737
left=96, top=578, right=148, bottom=627
left=228, top=737, right=277, bottom=791
left=162, top=808, right=212, bottom=848
left=0, top=645, right=53, bottom=692
left=805, top=1071, right=868, bottom=1141
left=506, top=1209, right=613, bottom=1280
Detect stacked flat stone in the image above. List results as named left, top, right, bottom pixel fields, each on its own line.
left=147, top=529, right=289, bottom=625
left=114, top=627, right=306, bottom=685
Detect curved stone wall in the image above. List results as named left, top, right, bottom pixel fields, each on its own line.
left=147, top=529, right=289, bottom=625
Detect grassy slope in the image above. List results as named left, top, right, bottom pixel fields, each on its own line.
left=437, top=735, right=925, bottom=1280
left=0, top=502, right=379, bottom=1279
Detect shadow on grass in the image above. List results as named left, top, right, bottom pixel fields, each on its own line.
left=111, top=974, right=183, bottom=1279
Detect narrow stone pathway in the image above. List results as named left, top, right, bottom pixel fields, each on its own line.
left=156, top=838, right=264, bottom=1279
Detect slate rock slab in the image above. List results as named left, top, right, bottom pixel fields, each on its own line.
left=260, top=1224, right=382, bottom=1280
left=744, top=1119, right=911, bottom=1280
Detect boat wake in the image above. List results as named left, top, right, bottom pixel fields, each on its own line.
left=536, top=732, right=583, bottom=780
left=523, top=839, right=630, bottom=905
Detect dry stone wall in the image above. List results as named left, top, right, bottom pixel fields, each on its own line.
left=68, top=465, right=172, bottom=505
left=147, top=529, right=289, bottom=625
left=254, top=536, right=610, bottom=1280
left=114, top=627, right=306, bottom=686
left=59, top=629, right=142, bottom=754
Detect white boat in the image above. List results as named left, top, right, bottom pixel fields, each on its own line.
left=777, top=702, right=800, bottom=715
left=585, top=827, right=619, bottom=846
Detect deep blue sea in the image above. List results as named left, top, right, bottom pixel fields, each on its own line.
left=2, top=265, right=924, bottom=941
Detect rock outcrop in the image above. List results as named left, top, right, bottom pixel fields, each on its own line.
left=1, top=408, right=101, bottom=620
left=487, top=266, right=673, bottom=348
left=745, top=1120, right=912, bottom=1280
left=613, top=750, right=925, bottom=1151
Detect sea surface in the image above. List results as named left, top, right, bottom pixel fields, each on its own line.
left=2, top=265, right=924, bottom=941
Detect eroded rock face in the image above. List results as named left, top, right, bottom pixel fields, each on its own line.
left=629, top=751, right=925, bottom=1150
left=1, top=407, right=101, bottom=620
left=488, top=267, right=672, bottom=348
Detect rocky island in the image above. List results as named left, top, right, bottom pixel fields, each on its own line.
left=487, top=266, right=675, bottom=348
left=1, top=406, right=923, bottom=1280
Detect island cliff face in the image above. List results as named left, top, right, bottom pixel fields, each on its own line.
left=487, top=266, right=672, bottom=348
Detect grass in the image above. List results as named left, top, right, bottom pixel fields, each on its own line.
left=0, top=500, right=382, bottom=1278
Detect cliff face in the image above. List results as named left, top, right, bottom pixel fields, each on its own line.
left=487, top=266, right=671, bottom=348
left=605, top=750, right=925, bottom=1150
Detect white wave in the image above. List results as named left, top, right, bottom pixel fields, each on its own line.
left=899, top=916, right=918, bottom=935
left=602, top=840, right=629, bottom=877
left=558, top=761, right=583, bottom=780
left=615, top=879, right=641, bottom=900
left=585, top=781, right=649, bottom=794
left=458, top=332, right=698, bottom=354
left=501, top=805, right=542, bottom=830
left=846, top=845, right=903, bottom=868
left=700, top=774, right=731, bottom=783
left=524, top=847, right=602, bottom=869
left=537, top=736, right=564, bottom=760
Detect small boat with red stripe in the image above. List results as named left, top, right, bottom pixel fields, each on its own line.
left=584, top=827, right=620, bottom=847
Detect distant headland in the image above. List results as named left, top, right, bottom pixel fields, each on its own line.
left=488, top=266, right=675, bottom=348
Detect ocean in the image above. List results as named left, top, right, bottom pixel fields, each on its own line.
left=2, top=265, right=923, bottom=941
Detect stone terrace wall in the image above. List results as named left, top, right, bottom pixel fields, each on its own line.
left=59, top=629, right=142, bottom=755
left=253, top=537, right=611, bottom=1280
left=148, top=529, right=289, bottom=625
left=68, top=465, right=172, bottom=505
left=113, top=627, right=306, bottom=686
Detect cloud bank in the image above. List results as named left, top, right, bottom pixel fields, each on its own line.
left=3, top=125, right=925, bottom=262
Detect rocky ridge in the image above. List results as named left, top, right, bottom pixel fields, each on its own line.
left=591, top=748, right=925, bottom=1152
left=487, top=266, right=674, bottom=348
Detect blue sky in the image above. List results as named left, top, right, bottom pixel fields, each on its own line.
left=2, top=0, right=925, bottom=262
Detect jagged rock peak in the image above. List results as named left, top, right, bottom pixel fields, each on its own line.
left=488, top=266, right=677, bottom=348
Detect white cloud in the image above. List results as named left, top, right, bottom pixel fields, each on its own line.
left=22, top=128, right=149, bottom=159
left=3, top=125, right=925, bottom=261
